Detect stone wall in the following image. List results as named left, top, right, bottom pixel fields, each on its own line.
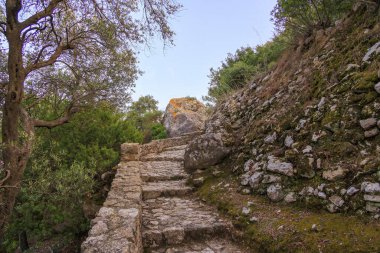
left=81, top=143, right=143, bottom=253
left=81, top=134, right=200, bottom=252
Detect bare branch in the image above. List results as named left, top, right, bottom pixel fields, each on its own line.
left=0, top=170, right=10, bottom=187
left=25, top=43, right=73, bottom=75
left=19, top=0, right=63, bottom=30
left=32, top=104, right=79, bottom=128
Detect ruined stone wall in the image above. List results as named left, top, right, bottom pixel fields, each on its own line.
left=81, top=133, right=200, bottom=252
left=81, top=143, right=143, bottom=253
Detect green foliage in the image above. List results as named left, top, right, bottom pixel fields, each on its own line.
left=204, top=34, right=288, bottom=103
left=3, top=104, right=143, bottom=252
left=271, top=0, right=354, bottom=35
left=150, top=123, right=168, bottom=140
left=126, top=95, right=168, bottom=143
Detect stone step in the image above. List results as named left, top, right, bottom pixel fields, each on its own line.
left=163, top=145, right=188, bottom=152
left=142, top=180, right=193, bottom=200
left=141, top=149, right=186, bottom=162
left=149, top=239, right=247, bottom=253
left=142, top=197, right=231, bottom=249
left=141, top=161, right=188, bottom=182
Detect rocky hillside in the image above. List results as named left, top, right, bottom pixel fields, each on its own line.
left=186, top=4, right=380, bottom=216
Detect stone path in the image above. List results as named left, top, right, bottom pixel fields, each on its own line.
left=82, top=134, right=246, bottom=253
left=140, top=140, right=245, bottom=253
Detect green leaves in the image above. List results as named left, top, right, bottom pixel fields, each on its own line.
left=205, top=35, right=288, bottom=104
left=271, top=0, right=354, bottom=35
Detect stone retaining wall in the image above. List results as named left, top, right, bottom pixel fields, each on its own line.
left=81, top=143, right=143, bottom=253
left=81, top=133, right=200, bottom=253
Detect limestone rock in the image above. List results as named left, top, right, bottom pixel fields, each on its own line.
left=364, top=128, right=379, bottom=138
left=163, top=97, right=207, bottom=137
left=359, top=118, right=377, bottom=130
left=329, top=195, right=344, bottom=207
left=284, top=135, right=294, bottom=148
left=267, top=184, right=284, bottom=202
left=184, top=133, right=230, bottom=172
left=284, top=192, right=297, bottom=203
left=363, top=41, right=380, bottom=62
left=362, top=182, right=380, bottom=193
left=248, top=172, right=264, bottom=189
left=322, top=166, right=347, bottom=181
left=374, top=82, right=380, bottom=94
left=267, top=157, right=294, bottom=177
left=346, top=186, right=359, bottom=196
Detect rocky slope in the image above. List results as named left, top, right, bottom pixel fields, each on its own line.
left=187, top=4, right=380, bottom=216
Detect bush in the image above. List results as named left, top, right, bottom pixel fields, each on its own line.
left=204, top=34, right=288, bottom=104
left=150, top=123, right=168, bottom=140
left=3, top=104, right=143, bottom=252
left=271, top=0, right=354, bottom=35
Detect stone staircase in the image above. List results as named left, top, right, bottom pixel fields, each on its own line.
left=81, top=133, right=245, bottom=253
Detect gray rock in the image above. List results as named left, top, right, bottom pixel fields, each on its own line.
left=359, top=118, right=377, bottom=130
left=284, top=192, right=297, bottom=203
left=163, top=97, right=207, bottom=137
left=184, top=133, right=230, bottom=172
left=242, top=207, right=251, bottom=215
left=244, top=159, right=255, bottom=172
left=296, top=119, right=307, bottom=131
left=317, top=192, right=327, bottom=199
left=299, top=186, right=315, bottom=196
left=374, top=82, right=380, bottom=94
left=345, top=64, right=359, bottom=72
left=302, top=145, right=313, bottom=154
left=329, top=195, right=345, bottom=207
left=364, top=195, right=380, bottom=203
left=366, top=202, right=380, bottom=213
left=267, top=157, right=294, bottom=177
left=322, top=166, right=347, bottom=181
left=317, top=97, right=326, bottom=110
left=284, top=135, right=294, bottom=148
left=249, top=216, right=259, bottom=223
left=362, top=182, right=380, bottom=193
left=248, top=172, right=264, bottom=189
left=327, top=203, right=338, bottom=213
left=364, top=128, right=379, bottom=138
left=363, top=41, right=380, bottom=62
left=264, top=132, right=277, bottom=144
left=240, top=174, right=250, bottom=186
left=261, top=174, right=282, bottom=184
left=267, top=184, right=284, bottom=202
left=346, top=186, right=359, bottom=196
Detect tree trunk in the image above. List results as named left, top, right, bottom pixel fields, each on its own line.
left=0, top=3, right=33, bottom=239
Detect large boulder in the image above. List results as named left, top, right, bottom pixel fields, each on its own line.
left=163, top=97, right=207, bottom=137
left=184, top=133, right=230, bottom=172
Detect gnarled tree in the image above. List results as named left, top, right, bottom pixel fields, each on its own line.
left=0, top=0, right=180, bottom=239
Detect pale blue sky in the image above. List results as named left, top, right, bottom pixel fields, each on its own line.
left=133, top=0, right=277, bottom=109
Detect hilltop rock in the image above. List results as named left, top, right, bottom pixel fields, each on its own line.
left=163, top=97, right=207, bottom=137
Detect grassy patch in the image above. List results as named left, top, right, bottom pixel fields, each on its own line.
left=195, top=167, right=380, bottom=253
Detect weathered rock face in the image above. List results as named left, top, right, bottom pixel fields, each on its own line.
left=184, top=133, right=230, bottom=172
left=187, top=8, right=380, bottom=216
left=163, top=98, right=207, bottom=137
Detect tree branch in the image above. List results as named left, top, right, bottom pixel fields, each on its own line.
left=32, top=104, right=79, bottom=128
left=19, top=0, right=63, bottom=30
left=25, top=43, right=73, bottom=75
left=0, top=170, right=10, bottom=187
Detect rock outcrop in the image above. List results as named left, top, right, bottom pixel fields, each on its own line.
left=184, top=133, right=230, bottom=172
left=185, top=6, right=380, bottom=216
left=163, top=97, right=207, bottom=137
